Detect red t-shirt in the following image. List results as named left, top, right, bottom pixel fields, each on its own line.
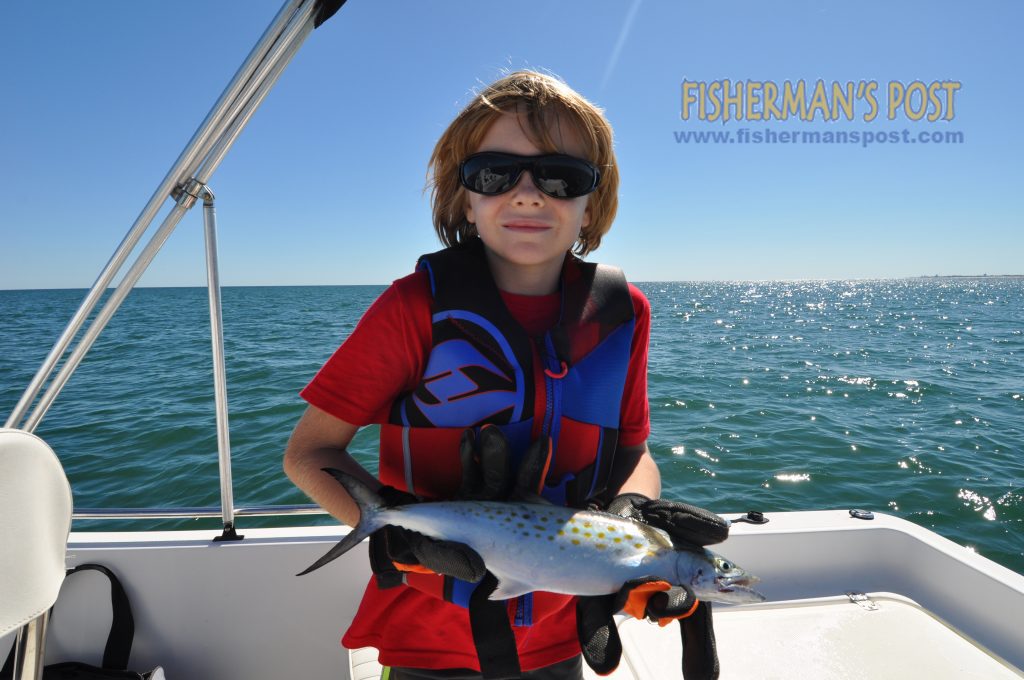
left=301, top=269, right=651, bottom=671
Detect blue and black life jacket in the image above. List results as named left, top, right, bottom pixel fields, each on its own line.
left=373, top=239, right=635, bottom=677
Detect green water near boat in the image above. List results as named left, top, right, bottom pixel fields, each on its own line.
left=1, top=279, right=1021, bottom=573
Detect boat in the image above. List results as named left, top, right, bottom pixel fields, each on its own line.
left=3, top=2, right=1023, bottom=678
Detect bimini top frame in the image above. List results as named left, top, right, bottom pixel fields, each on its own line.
left=5, top=0, right=346, bottom=534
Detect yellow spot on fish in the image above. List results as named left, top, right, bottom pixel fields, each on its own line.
left=584, top=532, right=592, bottom=538
left=607, top=526, right=617, bottom=532
left=613, top=538, right=622, bottom=543
left=597, top=533, right=605, bottom=539
left=572, top=527, right=580, bottom=534
left=596, top=544, right=607, bottom=550
left=625, top=534, right=634, bottom=541
left=569, top=518, right=577, bottom=524
left=558, top=530, right=565, bottom=536
left=634, top=543, right=644, bottom=549
left=572, top=539, right=580, bottom=545
left=583, top=521, right=592, bottom=528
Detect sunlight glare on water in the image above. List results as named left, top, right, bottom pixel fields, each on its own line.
left=645, top=278, right=1023, bottom=572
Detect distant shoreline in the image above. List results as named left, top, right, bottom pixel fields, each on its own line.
left=909, top=274, right=1024, bottom=280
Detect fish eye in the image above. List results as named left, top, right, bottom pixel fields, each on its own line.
left=721, top=560, right=732, bottom=571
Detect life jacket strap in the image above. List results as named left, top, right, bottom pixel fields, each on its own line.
left=468, top=572, right=522, bottom=680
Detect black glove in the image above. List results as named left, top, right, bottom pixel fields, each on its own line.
left=368, top=484, right=486, bottom=588
left=577, top=493, right=729, bottom=679
left=370, top=425, right=552, bottom=588
left=458, top=425, right=514, bottom=500
left=459, top=424, right=552, bottom=502
left=604, top=492, right=729, bottom=546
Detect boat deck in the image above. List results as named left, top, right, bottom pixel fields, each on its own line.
left=350, top=593, right=1021, bottom=679
left=616, top=593, right=1020, bottom=679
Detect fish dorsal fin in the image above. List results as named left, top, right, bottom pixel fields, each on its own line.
left=637, top=523, right=674, bottom=550
left=488, top=576, right=534, bottom=601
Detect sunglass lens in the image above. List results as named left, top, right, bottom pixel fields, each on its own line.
left=461, top=155, right=519, bottom=195
left=533, top=157, right=597, bottom=198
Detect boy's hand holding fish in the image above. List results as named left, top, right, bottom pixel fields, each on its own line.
left=459, top=426, right=554, bottom=503
left=577, top=492, right=731, bottom=678
left=367, top=484, right=487, bottom=587
left=367, top=426, right=552, bottom=587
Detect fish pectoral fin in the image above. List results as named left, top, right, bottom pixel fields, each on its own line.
left=488, top=576, right=534, bottom=601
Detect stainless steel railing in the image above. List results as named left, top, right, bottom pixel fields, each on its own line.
left=72, top=503, right=327, bottom=521
left=5, top=0, right=325, bottom=534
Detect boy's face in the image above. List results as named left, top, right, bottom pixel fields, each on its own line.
left=464, top=112, right=592, bottom=295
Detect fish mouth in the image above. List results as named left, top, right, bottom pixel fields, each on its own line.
left=715, top=574, right=766, bottom=602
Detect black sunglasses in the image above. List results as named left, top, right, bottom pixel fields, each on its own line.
left=459, top=152, right=601, bottom=199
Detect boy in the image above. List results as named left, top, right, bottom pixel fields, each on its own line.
left=285, top=71, right=721, bottom=680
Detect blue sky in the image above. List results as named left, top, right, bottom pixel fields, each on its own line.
left=1, top=0, right=1020, bottom=288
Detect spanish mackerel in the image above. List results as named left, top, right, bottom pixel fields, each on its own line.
left=300, top=470, right=765, bottom=604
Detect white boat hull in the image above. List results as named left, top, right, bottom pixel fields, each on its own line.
left=3, top=511, right=1022, bottom=679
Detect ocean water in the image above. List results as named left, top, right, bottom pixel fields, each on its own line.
left=1, top=280, right=1021, bottom=574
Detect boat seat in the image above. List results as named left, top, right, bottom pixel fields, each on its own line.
left=349, top=646, right=384, bottom=680
left=0, top=429, right=73, bottom=639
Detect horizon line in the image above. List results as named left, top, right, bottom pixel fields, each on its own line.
left=3, top=273, right=1023, bottom=293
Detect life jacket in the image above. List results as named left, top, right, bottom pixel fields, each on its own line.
left=375, top=238, right=635, bottom=622
left=378, top=238, right=636, bottom=512
left=370, top=240, right=636, bottom=677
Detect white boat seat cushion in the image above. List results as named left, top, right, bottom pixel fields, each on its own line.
left=349, top=647, right=383, bottom=680
left=0, top=428, right=73, bottom=636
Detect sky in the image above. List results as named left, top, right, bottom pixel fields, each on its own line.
left=1, top=0, right=1020, bottom=288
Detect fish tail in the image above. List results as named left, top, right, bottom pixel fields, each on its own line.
left=296, top=468, right=386, bottom=576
